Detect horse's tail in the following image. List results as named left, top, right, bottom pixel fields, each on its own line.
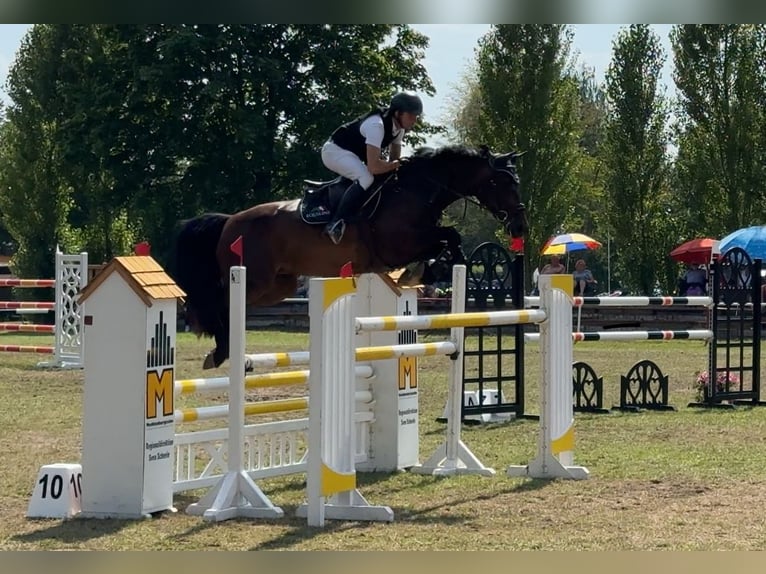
left=169, top=213, right=230, bottom=338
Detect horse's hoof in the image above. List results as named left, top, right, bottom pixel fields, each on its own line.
left=202, top=352, right=216, bottom=370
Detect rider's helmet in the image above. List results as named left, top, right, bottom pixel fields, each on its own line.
left=389, top=92, right=423, bottom=116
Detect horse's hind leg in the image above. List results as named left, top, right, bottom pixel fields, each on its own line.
left=204, top=273, right=298, bottom=370
left=202, top=293, right=230, bottom=370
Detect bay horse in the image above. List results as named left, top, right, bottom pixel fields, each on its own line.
left=172, top=144, right=527, bottom=369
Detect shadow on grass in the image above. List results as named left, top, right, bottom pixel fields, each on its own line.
left=243, top=478, right=553, bottom=550
left=12, top=516, right=133, bottom=545
left=16, top=475, right=552, bottom=550
left=244, top=476, right=551, bottom=550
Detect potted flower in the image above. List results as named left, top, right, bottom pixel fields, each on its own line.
left=694, top=370, right=741, bottom=401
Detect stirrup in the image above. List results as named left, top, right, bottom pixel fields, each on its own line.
left=325, top=220, right=346, bottom=245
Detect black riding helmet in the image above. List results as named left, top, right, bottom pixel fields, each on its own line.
left=389, top=92, right=423, bottom=115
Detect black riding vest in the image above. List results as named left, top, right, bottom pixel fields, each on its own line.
left=330, top=107, right=397, bottom=162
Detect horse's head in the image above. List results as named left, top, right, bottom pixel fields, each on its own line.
left=473, top=146, right=528, bottom=239
left=402, top=144, right=528, bottom=238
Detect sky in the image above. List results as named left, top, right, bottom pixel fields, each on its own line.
left=411, top=24, right=673, bottom=145
left=0, top=24, right=674, bottom=141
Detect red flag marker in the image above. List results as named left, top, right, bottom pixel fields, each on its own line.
left=340, top=262, right=354, bottom=278
left=134, top=241, right=151, bottom=256
left=230, top=236, right=243, bottom=265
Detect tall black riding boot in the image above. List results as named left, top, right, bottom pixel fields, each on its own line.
left=325, top=181, right=367, bottom=245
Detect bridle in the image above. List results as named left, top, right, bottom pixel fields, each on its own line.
left=474, top=166, right=526, bottom=231
left=399, top=166, right=524, bottom=221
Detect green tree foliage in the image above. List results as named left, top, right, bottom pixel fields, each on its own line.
left=0, top=24, right=434, bottom=275
left=603, top=25, right=671, bottom=295
left=565, top=68, right=612, bottom=289
left=0, top=26, right=77, bottom=277
left=671, top=25, right=766, bottom=238
left=452, top=25, right=603, bottom=286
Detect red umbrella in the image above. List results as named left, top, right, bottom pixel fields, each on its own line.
left=669, top=238, right=719, bottom=264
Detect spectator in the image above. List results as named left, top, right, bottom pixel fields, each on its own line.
left=295, top=276, right=309, bottom=297
left=573, top=258, right=598, bottom=296
left=541, top=255, right=566, bottom=275
left=530, top=265, right=540, bottom=296
left=680, top=263, right=707, bottom=296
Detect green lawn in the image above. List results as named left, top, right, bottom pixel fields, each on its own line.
left=2, top=331, right=766, bottom=550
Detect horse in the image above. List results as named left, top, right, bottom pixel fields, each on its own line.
left=172, top=144, right=528, bottom=370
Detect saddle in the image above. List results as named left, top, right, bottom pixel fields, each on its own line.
left=299, top=176, right=350, bottom=224
left=299, top=175, right=385, bottom=225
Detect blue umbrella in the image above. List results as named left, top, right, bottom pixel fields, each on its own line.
left=719, top=225, right=766, bottom=260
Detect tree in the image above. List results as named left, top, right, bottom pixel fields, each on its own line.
left=671, top=25, right=766, bottom=238
left=467, top=25, right=586, bottom=279
left=603, top=25, right=671, bottom=294
left=0, top=25, right=77, bottom=277
left=0, top=25, right=436, bottom=274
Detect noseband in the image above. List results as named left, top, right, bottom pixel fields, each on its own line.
left=483, top=171, right=525, bottom=229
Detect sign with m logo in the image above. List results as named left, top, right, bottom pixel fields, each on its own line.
left=146, top=368, right=174, bottom=419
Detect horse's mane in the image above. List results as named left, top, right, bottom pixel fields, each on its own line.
left=411, top=144, right=482, bottom=161
left=403, top=145, right=484, bottom=180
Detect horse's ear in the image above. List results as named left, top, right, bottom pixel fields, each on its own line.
left=479, top=144, right=491, bottom=157
left=491, top=152, right=515, bottom=168
left=496, top=151, right=526, bottom=167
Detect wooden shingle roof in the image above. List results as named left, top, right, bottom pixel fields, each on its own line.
left=77, top=256, right=185, bottom=306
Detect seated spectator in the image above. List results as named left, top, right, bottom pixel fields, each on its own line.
left=573, top=258, right=598, bottom=296
left=680, top=263, right=707, bottom=296
left=530, top=265, right=540, bottom=296
left=541, top=255, right=566, bottom=275
left=419, top=284, right=437, bottom=298
left=295, top=275, right=309, bottom=297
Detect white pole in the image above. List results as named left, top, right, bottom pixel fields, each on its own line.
left=185, top=265, right=284, bottom=521
left=444, top=265, right=466, bottom=466
left=410, top=264, right=495, bottom=477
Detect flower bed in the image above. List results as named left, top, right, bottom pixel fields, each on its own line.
left=694, top=370, right=741, bottom=401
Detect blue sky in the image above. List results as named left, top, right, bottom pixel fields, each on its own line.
left=0, top=24, right=674, bottom=135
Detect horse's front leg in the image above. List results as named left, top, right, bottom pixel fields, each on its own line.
left=416, top=227, right=466, bottom=285
left=440, top=226, right=466, bottom=264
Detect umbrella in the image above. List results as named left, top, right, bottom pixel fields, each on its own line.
left=669, top=237, right=719, bottom=265
left=541, top=233, right=602, bottom=256
left=719, top=225, right=766, bottom=260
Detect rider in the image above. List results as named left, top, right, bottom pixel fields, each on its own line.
left=321, top=91, right=423, bottom=244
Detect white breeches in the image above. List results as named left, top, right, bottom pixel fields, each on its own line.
left=321, top=141, right=374, bottom=189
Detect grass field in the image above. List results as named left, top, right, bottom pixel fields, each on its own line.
left=2, top=329, right=766, bottom=550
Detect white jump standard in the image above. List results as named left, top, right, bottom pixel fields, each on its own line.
left=186, top=266, right=285, bottom=521
left=296, top=276, right=395, bottom=527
